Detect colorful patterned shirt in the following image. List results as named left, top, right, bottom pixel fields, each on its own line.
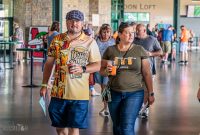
left=48, top=32, right=101, bottom=100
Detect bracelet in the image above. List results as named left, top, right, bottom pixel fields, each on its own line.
left=41, top=84, right=47, bottom=87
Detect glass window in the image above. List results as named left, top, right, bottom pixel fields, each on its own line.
left=124, top=13, right=137, bottom=22
left=138, top=13, right=149, bottom=22
left=0, top=0, right=13, bottom=41
left=1, top=0, right=13, bottom=17
left=124, top=12, right=150, bottom=24
left=194, top=6, right=200, bottom=17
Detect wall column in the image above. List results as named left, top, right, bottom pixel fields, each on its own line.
left=173, top=0, right=180, bottom=36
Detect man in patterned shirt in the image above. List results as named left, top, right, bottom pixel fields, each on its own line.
left=40, top=10, right=101, bottom=135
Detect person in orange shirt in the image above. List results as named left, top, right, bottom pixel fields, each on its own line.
left=112, top=31, right=118, bottom=40
left=179, top=25, right=189, bottom=65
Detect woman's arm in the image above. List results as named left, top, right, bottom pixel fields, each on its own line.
left=141, top=59, right=155, bottom=105
left=100, top=60, right=108, bottom=77
left=197, top=82, right=200, bottom=102
left=99, top=59, right=113, bottom=77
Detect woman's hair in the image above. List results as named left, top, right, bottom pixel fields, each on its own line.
left=118, top=21, right=134, bottom=33
left=99, top=23, right=112, bottom=39
left=50, top=21, right=60, bottom=32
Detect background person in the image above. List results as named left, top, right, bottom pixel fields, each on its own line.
left=12, top=22, right=24, bottom=63
left=134, top=23, right=162, bottom=118
left=94, top=23, right=115, bottom=116
left=161, top=25, right=174, bottom=63
left=188, top=29, right=195, bottom=51
left=83, top=26, right=101, bottom=96
left=40, top=10, right=101, bottom=135
left=179, top=25, right=189, bottom=65
left=100, top=22, right=155, bottom=135
left=47, top=21, right=60, bottom=48
left=146, top=24, right=153, bottom=36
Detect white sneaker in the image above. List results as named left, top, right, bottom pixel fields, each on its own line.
left=90, top=87, right=100, bottom=96
left=99, top=109, right=110, bottom=117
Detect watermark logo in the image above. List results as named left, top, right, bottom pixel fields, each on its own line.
left=0, top=122, right=28, bottom=132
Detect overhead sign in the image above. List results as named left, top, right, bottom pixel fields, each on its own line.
left=125, top=4, right=156, bottom=10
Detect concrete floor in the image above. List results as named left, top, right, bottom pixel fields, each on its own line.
left=0, top=50, right=200, bottom=135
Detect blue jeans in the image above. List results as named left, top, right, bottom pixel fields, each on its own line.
left=108, top=90, right=144, bottom=135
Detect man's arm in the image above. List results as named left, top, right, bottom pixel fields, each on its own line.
left=149, top=39, right=163, bottom=57
left=40, top=57, right=55, bottom=97
left=70, top=61, right=101, bottom=75
left=85, top=61, right=101, bottom=73
left=149, top=49, right=162, bottom=57
left=141, top=58, right=155, bottom=105
left=42, top=57, right=55, bottom=84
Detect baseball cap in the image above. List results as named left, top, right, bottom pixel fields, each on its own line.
left=66, top=10, right=84, bottom=21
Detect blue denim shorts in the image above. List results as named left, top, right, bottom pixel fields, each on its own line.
left=94, top=72, right=108, bottom=85
left=48, top=97, right=89, bottom=128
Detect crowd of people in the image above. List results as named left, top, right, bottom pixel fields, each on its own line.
left=39, top=10, right=199, bottom=135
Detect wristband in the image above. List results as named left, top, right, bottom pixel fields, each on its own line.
left=82, top=66, right=87, bottom=73
left=149, top=92, right=154, bottom=97
left=41, top=84, right=47, bottom=87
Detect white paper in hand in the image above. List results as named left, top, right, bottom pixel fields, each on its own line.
left=39, top=97, right=46, bottom=116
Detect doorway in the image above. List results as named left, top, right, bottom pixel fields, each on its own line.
left=52, top=0, right=62, bottom=32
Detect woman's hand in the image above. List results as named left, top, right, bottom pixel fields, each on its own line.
left=106, top=62, right=113, bottom=73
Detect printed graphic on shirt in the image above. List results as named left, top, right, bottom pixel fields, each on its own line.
left=68, top=46, right=89, bottom=79
left=114, top=57, right=136, bottom=69
left=69, top=46, right=89, bottom=66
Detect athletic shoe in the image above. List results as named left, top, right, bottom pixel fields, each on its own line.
left=184, top=61, right=188, bottom=65
left=178, top=61, right=184, bottom=65
left=90, top=87, right=100, bottom=96
left=99, top=109, right=110, bottom=117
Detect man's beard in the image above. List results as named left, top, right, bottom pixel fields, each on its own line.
left=68, top=29, right=82, bottom=35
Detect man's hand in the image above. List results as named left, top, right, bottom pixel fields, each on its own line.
left=148, top=96, right=155, bottom=105
left=69, top=64, right=84, bottom=74
left=148, top=52, right=152, bottom=57
left=40, top=87, right=47, bottom=97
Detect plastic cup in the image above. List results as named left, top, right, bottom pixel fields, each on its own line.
left=108, top=60, right=116, bottom=76
left=110, top=66, right=117, bottom=76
